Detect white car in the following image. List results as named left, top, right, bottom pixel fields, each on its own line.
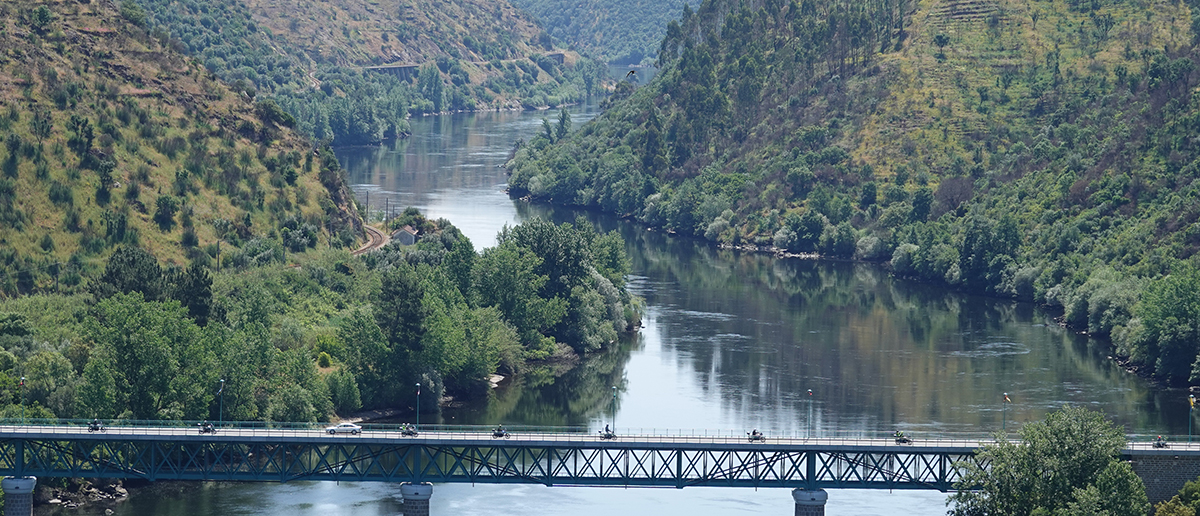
left=326, top=422, right=362, bottom=435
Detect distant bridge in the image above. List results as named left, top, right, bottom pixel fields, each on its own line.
left=0, top=423, right=1195, bottom=513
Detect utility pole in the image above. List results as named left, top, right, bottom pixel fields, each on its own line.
left=218, top=379, right=225, bottom=426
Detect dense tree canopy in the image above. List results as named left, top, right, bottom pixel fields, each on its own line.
left=948, top=406, right=1148, bottom=516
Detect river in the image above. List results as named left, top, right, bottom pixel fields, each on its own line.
left=42, top=103, right=1189, bottom=516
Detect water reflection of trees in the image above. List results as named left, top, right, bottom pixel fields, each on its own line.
left=517, top=204, right=1177, bottom=435
left=440, top=333, right=635, bottom=428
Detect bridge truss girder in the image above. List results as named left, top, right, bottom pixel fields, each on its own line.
left=0, top=438, right=978, bottom=491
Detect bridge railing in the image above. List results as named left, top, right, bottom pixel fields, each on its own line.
left=0, top=419, right=1194, bottom=449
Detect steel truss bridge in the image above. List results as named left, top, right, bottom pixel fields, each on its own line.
left=0, top=425, right=1187, bottom=491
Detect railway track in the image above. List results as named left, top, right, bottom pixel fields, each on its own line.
left=352, top=224, right=389, bottom=255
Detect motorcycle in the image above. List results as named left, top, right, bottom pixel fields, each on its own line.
left=893, top=432, right=912, bottom=444
left=1153, top=438, right=1169, bottom=449
left=87, top=422, right=105, bottom=433
left=400, top=425, right=419, bottom=437
left=492, top=428, right=509, bottom=439
left=747, top=432, right=766, bottom=443
left=598, top=430, right=617, bottom=440
left=198, top=423, right=217, bottom=435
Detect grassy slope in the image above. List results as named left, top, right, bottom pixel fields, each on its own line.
left=0, top=0, right=359, bottom=295
left=252, top=0, right=550, bottom=66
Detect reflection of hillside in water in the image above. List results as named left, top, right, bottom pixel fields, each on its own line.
left=420, top=330, right=635, bottom=429
left=520, top=203, right=1179, bottom=435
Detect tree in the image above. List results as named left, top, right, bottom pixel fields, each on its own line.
left=168, top=262, right=213, bottom=326
left=1155, top=474, right=1200, bottom=515
left=1133, top=265, right=1200, bottom=384
left=497, top=219, right=591, bottom=299
left=24, top=351, right=76, bottom=418
left=67, top=115, right=93, bottom=157
left=342, top=305, right=402, bottom=408
left=78, top=350, right=118, bottom=418
left=29, top=6, right=54, bottom=33
left=84, top=292, right=203, bottom=419
left=556, top=108, right=571, bottom=141
left=376, top=264, right=427, bottom=353
left=473, top=241, right=566, bottom=349
left=326, top=368, right=362, bottom=414
left=30, top=110, right=52, bottom=145
left=154, top=195, right=179, bottom=230
left=948, top=406, right=1148, bottom=516
left=91, top=245, right=163, bottom=301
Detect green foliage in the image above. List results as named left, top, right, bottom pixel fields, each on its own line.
left=1154, top=475, right=1200, bottom=516
left=1, top=207, right=636, bottom=421
left=1115, top=265, right=1200, bottom=384
left=509, top=0, right=700, bottom=63
left=91, top=245, right=164, bottom=301
left=326, top=367, right=361, bottom=414
left=154, top=195, right=179, bottom=230
left=29, top=6, right=54, bottom=33
left=948, top=406, right=1148, bottom=516
left=84, top=292, right=213, bottom=419
left=507, top=0, right=1200, bottom=388
left=474, top=241, right=564, bottom=349
left=119, top=0, right=147, bottom=27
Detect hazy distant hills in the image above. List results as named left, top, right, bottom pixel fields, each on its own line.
left=508, top=0, right=1200, bottom=383
left=0, top=0, right=358, bottom=293
left=507, top=0, right=701, bottom=64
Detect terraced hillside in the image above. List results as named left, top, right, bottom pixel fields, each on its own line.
left=0, top=0, right=360, bottom=295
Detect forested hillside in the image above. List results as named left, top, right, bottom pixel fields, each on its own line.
left=0, top=0, right=359, bottom=297
left=508, top=0, right=701, bottom=64
left=127, top=0, right=609, bottom=145
left=507, top=0, right=1200, bottom=386
left=0, top=214, right=638, bottom=423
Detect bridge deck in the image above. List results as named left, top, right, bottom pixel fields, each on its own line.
left=0, top=425, right=1192, bottom=490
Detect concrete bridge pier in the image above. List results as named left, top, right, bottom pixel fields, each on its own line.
left=792, top=488, right=828, bottom=516
left=2, top=477, right=36, bottom=516
left=400, top=482, right=433, bottom=516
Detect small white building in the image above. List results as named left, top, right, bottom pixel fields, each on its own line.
left=392, top=225, right=418, bottom=245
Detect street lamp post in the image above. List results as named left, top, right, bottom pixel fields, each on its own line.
left=416, top=383, right=421, bottom=431
left=1003, top=392, right=1010, bottom=434
left=19, top=376, right=25, bottom=424
left=611, top=386, right=617, bottom=435
left=1190, top=395, right=1195, bottom=442
left=218, top=379, right=225, bottom=426
left=807, top=389, right=813, bottom=439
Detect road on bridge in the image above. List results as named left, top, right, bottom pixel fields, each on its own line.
left=0, top=424, right=1189, bottom=453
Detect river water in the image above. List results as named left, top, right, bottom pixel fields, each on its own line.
left=43, top=104, right=1189, bottom=516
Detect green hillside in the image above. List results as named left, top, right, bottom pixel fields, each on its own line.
left=0, top=0, right=360, bottom=296
left=127, top=0, right=609, bottom=145
left=507, top=0, right=1200, bottom=385
left=0, top=213, right=638, bottom=423
left=508, top=0, right=701, bottom=64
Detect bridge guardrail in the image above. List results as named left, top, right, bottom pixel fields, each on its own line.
left=0, top=418, right=1195, bottom=450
